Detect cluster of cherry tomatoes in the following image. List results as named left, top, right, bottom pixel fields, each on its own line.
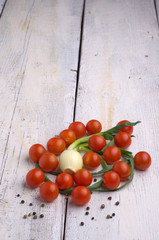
left=26, top=119, right=151, bottom=206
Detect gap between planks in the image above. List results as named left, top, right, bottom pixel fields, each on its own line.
left=63, top=0, right=86, bottom=239
left=154, top=0, right=159, bottom=26
left=0, top=0, right=8, bottom=17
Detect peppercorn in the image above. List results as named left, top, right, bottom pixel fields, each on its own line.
left=33, top=212, right=36, bottom=215
left=91, top=217, right=94, bottom=220
left=23, top=214, right=27, bottom=219
left=80, top=222, right=84, bottom=226
left=112, top=213, right=115, bottom=217
left=94, top=179, right=97, bottom=182
left=17, top=194, right=20, bottom=197
left=86, top=207, right=90, bottom=210
left=21, top=200, right=25, bottom=204
left=28, top=213, right=32, bottom=217
left=106, top=214, right=111, bottom=219
left=33, top=215, right=37, bottom=219
left=41, top=204, right=45, bottom=207
left=107, top=196, right=112, bottom=200
left=39, top=214, right=44, bottom=218
left=101, top=204, right=105, bottom=209
left=29, top=203, right=33, bottom=206
left=115, top=201, right=119, bottom=206
left=85, top=212, right=89, bottom=215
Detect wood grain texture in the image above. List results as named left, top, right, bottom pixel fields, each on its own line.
left=65, top=0, right=159, bottom=239
left=0, top=0, right=83, bottom=239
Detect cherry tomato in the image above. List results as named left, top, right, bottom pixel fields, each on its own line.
left=29, top=144, right=46, bottom=163
left=83, top=152, right=101, bottom=169
left=69, top=121, right=86, bottom=139
left=103, top=171, right=120, bottom=190
left=40, top=181, right=59, bottom=202
left=114, top=132, right=131, bottom=149
left=112, top=161, right=131, bottom=180
left=88, top=135, right=106, bottom=151
left=117, top=120, right=133, bottom=135
left=59, top=129, right=76, bottom=147
left=26, top=169, right=45, bottom=188
left=56, top=173, right=74, bottom=190
left=86, top=119, right=102, bottom=135
left=47, top=137, right=66, bottom=155
left=71, top=186, right=91, bottom=206
left=103, top=146, right=121, bottom=165
left=39, top=153, right=58, bottom=172
left=134, top=151, right=151, bottom=171
left=74, top=169, right=92, bottom=186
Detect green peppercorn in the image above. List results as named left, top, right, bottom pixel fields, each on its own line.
left=28, top=213, right=32, bottom=217
left=101, top=204, right=105, bottom=209
left=106, top=214, right=111, bottom=219
left=33, top=215, right=37, bottom=219
left=23, top=214, right=27, bottom=219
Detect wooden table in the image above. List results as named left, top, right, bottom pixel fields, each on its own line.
left=0, top=0, right=159, bottom=239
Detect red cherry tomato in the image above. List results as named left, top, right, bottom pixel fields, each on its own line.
left=112, top=161, right=131, bottom=181
left=83, top=152, right=101, bottom=169
left=134, top=151, right=151, bottom=170
left=86, top=119, right=102, bottom=135
left=56, top=173, right=74, bottom=190
left=69, top=121, right=86, bottom=139
left=47, top=137, right=66, bottom=155
left=114, top=132, right=131, bottom=149
left=71, top=186, right=91, bottom=206
left=103, top=146, right=121, bottom=165
left=29, top=144, right=46, bottom=163
left=39, top=153, right=58, bottom=172
left=88, top=135, right=106, bottom=151
left=26, top=169, right=45, bottom=188
left=59, top=129, right=76, bottom=146
left=40, top=182, right=59, bottom=202
left=103, top=171, right=120, bottom=190
left=117, top=120, right=133, bottom=135
left=74, top=169, right=92, bottom=186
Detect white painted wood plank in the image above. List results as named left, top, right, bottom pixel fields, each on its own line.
left=0, top=0, right=83, bottom=239
left=65, top=0, right=159, bottom=239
